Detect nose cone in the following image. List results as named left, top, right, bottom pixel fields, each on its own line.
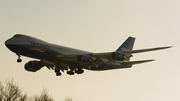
left=5, top=38, right=14, bottom=51
left=5, top=39, right=10, bottom=46
left=5, top=38, right=13, bottom=47
left=5, top=36, right=22, bottom=53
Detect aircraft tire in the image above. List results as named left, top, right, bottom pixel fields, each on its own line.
left=67, top=71, right=74, bottom=75
left=17, top=59, right=22, bottom=63
left=56, top=73, right=61, bottom=76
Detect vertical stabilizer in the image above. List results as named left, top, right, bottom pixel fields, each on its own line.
left=116, top=37, right=135, bottom=52
left=116, top=37, right=135, bottom=60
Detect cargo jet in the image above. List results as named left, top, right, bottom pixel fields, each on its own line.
left=5, top=34, right=172, bottom=76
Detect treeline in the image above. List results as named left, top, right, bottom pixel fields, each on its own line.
left=0, top=78, right=73, bottom=101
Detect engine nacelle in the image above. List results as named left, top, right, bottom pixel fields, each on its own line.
left=111, top=52, right=126, bottom=61
left=24, top=61, right=43, bottom=72
left=77, top=55, right=91, bottom=64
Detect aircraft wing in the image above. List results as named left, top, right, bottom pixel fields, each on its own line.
left=57, top=46, right=172, bottom=65
left=91, top=52, right=112, bottom=60
left=120, top=59, right=155, bottom=65
left=90, top=46, right=172, bottom=62
left=56, top=53, right=110, bottom=63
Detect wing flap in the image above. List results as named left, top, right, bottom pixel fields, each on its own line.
left=120, top=59, right=155, bottom=65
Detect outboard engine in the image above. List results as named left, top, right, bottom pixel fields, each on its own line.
left=111, top=52, right=126, bottom=61
left=77, top=55, right=91, bottom=64
left=24, top=61, right=43, bottom=72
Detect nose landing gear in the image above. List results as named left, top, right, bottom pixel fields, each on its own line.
left=17, top=59, right=22, bottom=63
left=17, top=54, right=22, bottom=63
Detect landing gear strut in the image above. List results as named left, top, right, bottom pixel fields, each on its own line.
left=67, top=67, right=75, bottom=75
left=55, top=64, right=62, bottom=76
left=17, top=54, right=22, bottom=63
left=55, top=68, right=61, bottom=76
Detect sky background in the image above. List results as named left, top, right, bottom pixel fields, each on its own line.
left=0, top=0, right=179, bottom=101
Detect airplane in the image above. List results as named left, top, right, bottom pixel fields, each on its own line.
left=5, top=34, right=172, bottom=76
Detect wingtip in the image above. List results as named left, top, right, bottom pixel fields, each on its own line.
left=148, top=59, right=155, bottom=62
left=166, top=46, right=173, bottom=48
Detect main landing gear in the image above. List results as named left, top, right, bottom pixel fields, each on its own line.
left=66, top=67, right=84, bottom=75
left=75, top=69, right=84, bottom=74
left=54, top=65, right=85, bottom=76
left=17, top=54, right=22, bottom=63
left=67, top=67, right=74, bottom=75
left=67, top=71, right=74, bottom=75
left=55, top=68, right=61, bottom=76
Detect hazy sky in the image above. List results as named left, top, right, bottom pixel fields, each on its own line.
left=0, top=0, right=179, bottom=101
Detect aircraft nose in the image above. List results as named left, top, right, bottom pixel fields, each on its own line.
left=5, top=38, right=14, bottom=48
left=5, top=37, right=20, bottom=53
left=5, top=39, right=11, bottom=46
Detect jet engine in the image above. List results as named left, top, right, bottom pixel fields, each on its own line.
left=77, top=55, right=91, bottom=64
left=111, top=52, right=126, bottom=61
left=24, top=61, right=43, bottom=72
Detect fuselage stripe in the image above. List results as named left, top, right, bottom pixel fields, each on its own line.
left=30, top=47, right=47, bottom=52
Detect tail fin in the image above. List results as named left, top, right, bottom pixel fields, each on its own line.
left=116, top=37, right=135, bottom=52
left=116, top=37, right=135, bottom=60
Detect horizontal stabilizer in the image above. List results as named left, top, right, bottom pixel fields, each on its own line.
left=124, top=46, right=172, bottom=54
left=120, top=59, right=155, bottom=65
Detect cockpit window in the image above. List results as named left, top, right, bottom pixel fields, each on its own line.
left=14, top=35, right=20, bottom=37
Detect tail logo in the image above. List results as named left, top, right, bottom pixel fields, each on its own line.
left=121, top=48, right=129, bottom=51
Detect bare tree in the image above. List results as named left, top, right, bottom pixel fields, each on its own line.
left=0, top=81, right=3, bottom=101
left=29, top=94, right=40, bottom=101
left=0, top=78, right=28, bottom=101
left=64, top=97, right=73, bottom=101
left=29, top=88, right=54, bottom=101
left=19, top=93, right=28, bottom=101
left=40, top=88, right=54, bottom=101
left=0, top=78, right=75, bottom=101
left=3, top=78, right=21, bottom=101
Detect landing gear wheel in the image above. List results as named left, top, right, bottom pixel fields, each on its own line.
left=56, top=72, right=61, bottom=76
left=75, top=68, right=84, bottom=74
left=55, top=68, right=61, bottom=76
left=67, top=71, right=74, bottom=75
left=17, top=59, right=22, bottom=63
left=81, top=70, right=84, bottom=73
left=16, top=54, right=22, bottom=63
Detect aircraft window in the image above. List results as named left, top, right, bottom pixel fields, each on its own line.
left=14, top=35, right=20, bottom=37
